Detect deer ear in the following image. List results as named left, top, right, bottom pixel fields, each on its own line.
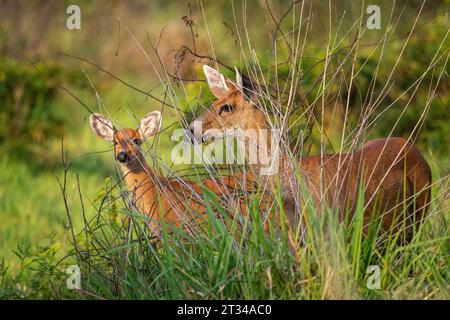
left=139, top=111, right=162, bottom=139
left=89, top=113, right=114, bottom=141
left=203, top=65, right=230, bottom=98
left=234, top=66, right=243, bottom=91
left=232, top=67, right=258, bottom=103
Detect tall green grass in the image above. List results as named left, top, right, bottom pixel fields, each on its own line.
left=27, top=163, right=447, bottom=300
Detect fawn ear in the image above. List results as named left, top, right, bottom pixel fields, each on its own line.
left=203, top=65, right=230, bottom=99
left=89, top=113, right=114, bottom=141
left=139, top=111, right=162, bottom=139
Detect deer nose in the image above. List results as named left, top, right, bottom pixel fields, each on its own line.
left=117, top=151, right=128, bottom=163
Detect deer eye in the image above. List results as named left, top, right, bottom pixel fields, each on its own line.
left=219, top=104, right=234, bottom=115
left=132, top=138, right=140, bottom=145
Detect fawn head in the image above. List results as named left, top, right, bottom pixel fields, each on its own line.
left=89, top=111, right=162, bottom=166
left=190, top=65, right=267, bottom=142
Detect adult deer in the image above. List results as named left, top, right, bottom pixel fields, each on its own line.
left=89, top=111, right=257, bottom=237
left=189, top=65, right=431, bottom=243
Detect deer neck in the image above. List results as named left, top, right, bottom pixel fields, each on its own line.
left=120, top=155, right=159, bottom=219
left=241, top=120, right=306, bottom=213
left=243, top=122, right=291, bottom=178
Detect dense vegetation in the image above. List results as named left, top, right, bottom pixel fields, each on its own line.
left=0, top=0, right=448, bottom=299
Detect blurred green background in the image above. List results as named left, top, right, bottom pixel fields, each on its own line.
left=0, top=0, right=448, bottom=293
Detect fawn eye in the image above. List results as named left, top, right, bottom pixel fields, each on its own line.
left=132, top=139, right=140, bottom=145
left=219, top=104, right=234, bottom=115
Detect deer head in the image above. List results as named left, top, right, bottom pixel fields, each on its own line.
left=89, top=111, right=162, bottom=167
left=189, top=65, right=282, bottom=176
left=189, top=65, right=268, bottom=142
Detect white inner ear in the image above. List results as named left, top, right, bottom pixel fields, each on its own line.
left=139, top=111, right=162, bottom=139
left=203, top=64, right=230, bottom=98
left=89, top=113, right=114, bottom=141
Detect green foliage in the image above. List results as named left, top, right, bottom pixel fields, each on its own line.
left=40, top=177, right=447, bottom=300
left=0, top=58, right=68, bottom=164
left=0, top=235, right=75, bottom=299
left=351, top=13, right=449, bottom=157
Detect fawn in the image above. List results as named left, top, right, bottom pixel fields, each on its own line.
left=189, top=65, right=432, bottom=243
left=89, top=111, right=258, bottom=237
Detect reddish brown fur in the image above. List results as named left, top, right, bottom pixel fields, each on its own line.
left=193, top=83, right=432, bottom=242
left=112, top=127, right=264, bottom=236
